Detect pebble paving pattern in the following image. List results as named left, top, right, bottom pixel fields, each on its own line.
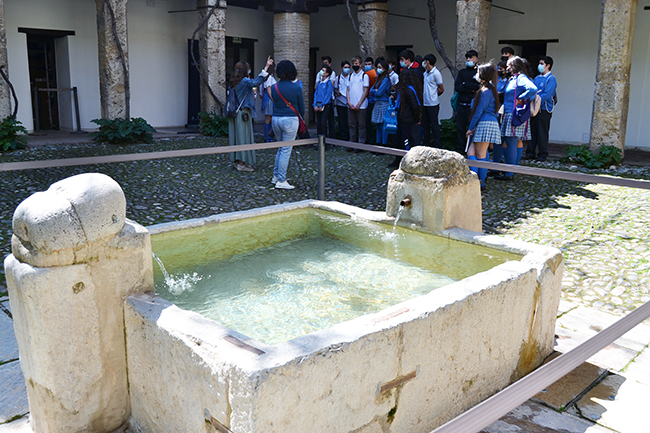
left=1, top=137, right=649, bottom=317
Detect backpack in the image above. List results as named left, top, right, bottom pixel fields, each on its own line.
left=383, top=98, right=398, bottom=134
left=225, top=87, right=246, bottom=118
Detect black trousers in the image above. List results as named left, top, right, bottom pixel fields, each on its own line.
left=398, top=121, right=420, bottom=150
left=422, top=105, right=441, bottom=147
left=316, top=105, right=332, bottom=137
left=326, top=102, right=336, bottom=138
left=336, top=105, right=349, bottom=141
left=456, top=103, right=472, bottom=153
left=528, top=110, right=552, bottom=159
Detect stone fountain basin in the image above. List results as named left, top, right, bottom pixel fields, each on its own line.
left=124, top=200, right=563, bottom=433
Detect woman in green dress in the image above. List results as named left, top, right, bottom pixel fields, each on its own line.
left=228, top=56, right=274, bottom=171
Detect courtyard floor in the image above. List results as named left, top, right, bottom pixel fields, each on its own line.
left=1, top=132, right=649, bottom=432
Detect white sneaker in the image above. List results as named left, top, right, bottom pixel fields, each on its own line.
left=271, top=176, right=278, bottom=184
left=275, top=180, right=295, bottom=190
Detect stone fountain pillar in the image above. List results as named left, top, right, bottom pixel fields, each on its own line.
left=386, top=146, right=482, bottom=233
left=4, top=173, right=153, bottom=433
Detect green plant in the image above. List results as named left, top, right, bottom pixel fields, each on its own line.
left=560, top=144, right=623, bottom=169
left=198, top=111, right=228, bottom=137
left=0, top=116, right=27, bottom=152
left=91, top=117, right=156, bottom=144
left=439, top=117, right=457, bottom=151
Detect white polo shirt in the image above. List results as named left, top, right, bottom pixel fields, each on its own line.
left=423, top=66, right=444, bottom=106
left=347, top=69, right=369, bottom=109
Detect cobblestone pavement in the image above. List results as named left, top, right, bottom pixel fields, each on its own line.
left=1, top=137, right=650, bottom=317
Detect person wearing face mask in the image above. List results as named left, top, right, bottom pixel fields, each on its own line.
left=387, top=59, right=400, bottom=89
left=398, top=49, right=424, bottom=84
left=347, top=56, right=370, bottom=144
left=421, top=53, right=445, bottom=148
left=466, top=63, right=501, bottom=190
left=364, top=57, right=377, bottom=143
left=525, top=56, right=557, bottom=162
left=315, top=56, right=337, bottom=138
left=500, top=46, right=515, bottom=63
left=334, top=60, right=351, bottom=141
left=495, top=56, right=538, bottom=180
left=454, top=50, right=480, bottom=155
left=228, top=57, right=274, bottom=172
left=369, top=60, right=392, bottom=146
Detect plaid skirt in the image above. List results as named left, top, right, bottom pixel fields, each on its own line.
left=372, top=100, right=389, bottom=124
left=500, top=111, right=531, bottom=140
left=473, top=120, right=502, bottom=144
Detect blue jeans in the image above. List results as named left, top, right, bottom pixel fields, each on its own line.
left=272, top=116, right=299, bottom=182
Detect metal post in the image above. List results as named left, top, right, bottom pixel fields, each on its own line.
left=32, top=86, right=40, bottom=133
left=318, top=135, right=325, bottom=201
left=71, top=87, right=88, bottom=134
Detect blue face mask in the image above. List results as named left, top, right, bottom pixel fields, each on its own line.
left=538, top=64, right=546, bottom=74
left=400, top=61, right=407, bottom=68
left=376, top=68, right=384, bottom=75
left=466, top=61, right=475, bottom=68
left=364, top=65, right=372, bottom=72
left=343, top=68, right=351, bottom=74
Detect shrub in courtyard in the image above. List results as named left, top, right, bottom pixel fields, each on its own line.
left=198, top=111, right=228, bottom=137
left=0, top=116, right=27, bottom=152
left=561, top=144, right=623, bottom=169
left=91, top=117, right=156, bottom=144
left=439, top=117, right=457, bottom=151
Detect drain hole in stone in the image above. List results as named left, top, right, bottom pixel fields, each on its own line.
left=72, top=282, right=85, bottom=294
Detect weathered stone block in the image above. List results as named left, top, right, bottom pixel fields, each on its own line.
left=386, top=147, right=482, bottom=233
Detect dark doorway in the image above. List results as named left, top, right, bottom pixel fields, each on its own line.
left=498, top=39, right=558, bottom=78
left=187, top=36, right=256, bottom=125
left=226, top=36, right=255, bottom=83
left=309, top=46, right=319, bottom=123
left=27, top=35, right=59, bottom=130
left=386, top=44, right=413, bottom=74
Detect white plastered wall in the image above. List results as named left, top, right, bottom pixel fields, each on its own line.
left=5, top=0, right=100, bottom=131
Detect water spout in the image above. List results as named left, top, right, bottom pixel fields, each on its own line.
left=400, top=196, right=412, bottom=207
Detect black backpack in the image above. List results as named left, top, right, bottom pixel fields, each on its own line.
left=225, top=87, right=240, bottom=118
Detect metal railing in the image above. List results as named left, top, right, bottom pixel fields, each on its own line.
left=32, top=86, right=87, bottom=134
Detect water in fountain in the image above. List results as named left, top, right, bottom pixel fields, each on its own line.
left=392, top=204, right=405, bottom=235
left=152, top=252, right=203, bottom=296
left=151, top=210, right=520, bottom=345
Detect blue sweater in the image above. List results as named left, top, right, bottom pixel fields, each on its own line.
left=271, top=80, right=305, bottom=117
left=313, top=80, right=333, bottom=108
left=533, top=72, right=557, bottom=112
left=369, top=77, right=391, bottom=103
left=468, top=89, right=499, bottom=131
left=234, top=71, right=269, bottom=118
left=502, top=74, right=538, bottom=114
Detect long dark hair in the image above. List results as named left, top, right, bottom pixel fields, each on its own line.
left=229, top=61, right=250, bottom=88
left=469, top=63, right=501, bottom=120
left=397, top=69, right=423, bottom=117
left=373, top=60, right=390, bottom=89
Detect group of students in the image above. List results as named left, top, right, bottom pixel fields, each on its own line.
left=313, top=50, right=446, bottom=166
left=458, top=46, right=558, bottom=189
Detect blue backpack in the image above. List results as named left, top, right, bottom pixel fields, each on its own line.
left=383, top=99, right=398, bottom=134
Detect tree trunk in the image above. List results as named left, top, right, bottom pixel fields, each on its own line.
left=427, top=0, right=457, bottom=80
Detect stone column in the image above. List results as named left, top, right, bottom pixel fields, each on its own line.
left=589, top=0, right=638, bottom=155
left=357, top=1, right=388, bottom=60
left=274, top=12, right=311, bottom=122
left=96, top=0, right=129, bottom=120
left=5, top=173, right=153, bottom=433
left=455, top=0, right=491, bottom=71
left=198, top=0, right=227, bottom=113
left=0, top=0, right=11, bottom=119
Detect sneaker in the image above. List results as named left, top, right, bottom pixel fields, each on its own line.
left=271, top=176, right=278, bottom=184
left=275, top=180, right=295, bottom=190
left=236, top=162, right=254, bottom=172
